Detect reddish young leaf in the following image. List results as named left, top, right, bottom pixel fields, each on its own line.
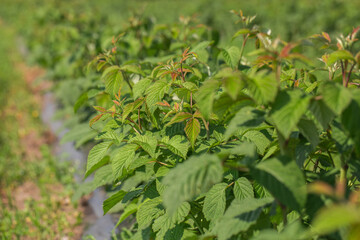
left=280, top=43, right=296, bottom=58
left=113, top=100, right=121, bottom=106
left=351, top=26, right=360, bottom=40
left=115, top=87, right=122, bottom=101
left=93, top=106, right=107, bottom=113
left=156, top=100, right=171, bottom=107
left=90, top=114, right=104, bottom=127
left=322, top=32, right=331, bottom=43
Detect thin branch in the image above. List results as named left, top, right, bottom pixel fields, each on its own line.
left=189, top=213, right=204, bottom=235
left=190, top=92, right=193, bottom=114
left=340, top=61, right=346, bottom=87
left=346, top=63, right=356, bottom=87
left=239, top=33, right=249, bottom=66
left=138, top=108, right=142, bottom=130
left=180, top=61, right=186, bottom=82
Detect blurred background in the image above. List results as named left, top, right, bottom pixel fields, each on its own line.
left=0, top=0, right=359, bottom=239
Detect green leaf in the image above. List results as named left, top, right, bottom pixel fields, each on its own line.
left=309, top=99, right=335, bottom=129
left=153, top=202, right=190, bottom=239
left=133, top=78, right=152, bottom=99
left=122, top=103, right=134, bottom=122
left=321, top=81, right=352, bottom=115
left=225, top=106, right=265, bottom=139
left=137, top=197, right=164, bottom=229
left=233, top=177, right=254, bottom=200
left=164, top=224, right=184, bottom=240
left=232, top=28, right=251, bottom=40
left=192, top=41, right=212, bottom=62
left=222, top=46, right=241, bottom=69
left=165, top=112, right=192, bottom=127
left=120, top=64, right=145, bottom=76
left=182, top=82, right=198, bottom=92
left=184, top=117, right=201, bottom=149
left=85, top=141, right=112, bottom=178
left=191, top=40, right=212, bottom=52
left=146, top=79, right=170, bottom=113
left=102, top=66, right=123, bottom=96
left=93, top=164, right=113, bottom=189
left=327, top=50, right=354, bottom=66
left=213, top=197, right=274, bottom=240
left=311, top=204, right=360, bottom=235
left=95, top=129, right=124, bottom=144
left=203, top=183, right=228, bottom=222
left=74, top=92, right=88, bottom=113
left=245, top=71, right=278, bottom=105
left=103, top=190, right=127, bottom=215
left=341, top=96, right=360, bottom=155
left=194, top=79, right=220, bottom=119
left=251, top=221, right=306, bottom=240
left=130, top=134, right=158, bottom=158
left=297, top=118, right=319, bottom=147
left=213, top=93, right=253, bottom=121
left=61, top=123, right=96, bottom=145
left=115, top=203, right=138, bottom=227
left=251, top=156, right=306, bottom=211
left=111, top=144, right=138, bottom=179
left=160, top=135, right=189, bottom=159
left=163, top=154, right=223, bottom=214
left=216, top=68, right=243, bottom=100
left=243, top=130, right=272, bottom=155
left=270, top=90, right=311, bottom=139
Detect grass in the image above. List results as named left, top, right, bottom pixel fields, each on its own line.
left=0, top=20, right=83, bottom=240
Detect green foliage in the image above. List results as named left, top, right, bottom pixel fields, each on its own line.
left=77, top=15, right=360, bottom=239
left=15, top=1, right=360, bottom=238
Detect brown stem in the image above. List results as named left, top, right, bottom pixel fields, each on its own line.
left=313, top=159, right=319, bottom=173
left=346, top=63, right=356, bottom=88
left=126, top=116, right=142, bottom=134
left=180, top=61, right=186, bottom=82
left=280, top=203, right=288, bottom=226
left=138, top=108, right=142, bottom=130
left=340, top=61, right=346, bottom=87
left=328, top=68, right=332, bottom=81
left=226, top=182, right=235, bottom=189
left=148, top=160, right=170, bottom=166
left=190, top=92, right=193, bottom=114
left=129, top=123, right=140, bottom=135
left=123, top=72, right=133, bottom=90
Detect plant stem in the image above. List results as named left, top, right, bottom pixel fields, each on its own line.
left=190, top=213, right=204, bottom=235
left=346, top=63, right=356, bottom=87
left=275, top=61, right=281, bottom=84
left=327, top=149, right=335, bottom=167
left=180, top=61, right=186, bottom=82
left=123, top=72, right=133, bottom=90
left=280, top=203, right=287, bottom=226
left=340, top=162, right=348, bottom=186
left=239, top=34, right=249, bottom=66
left=126, top=117, right=142, bottom=134
left=340, top=60, right=346, bottom=87
left=190, top=92, right=193, bottom=114
left=138, top=108, right=142, bottom=130
left=313, top=159, right=319, bottom=173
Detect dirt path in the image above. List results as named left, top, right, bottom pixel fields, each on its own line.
left=0, top=29, right=87, bottom=238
